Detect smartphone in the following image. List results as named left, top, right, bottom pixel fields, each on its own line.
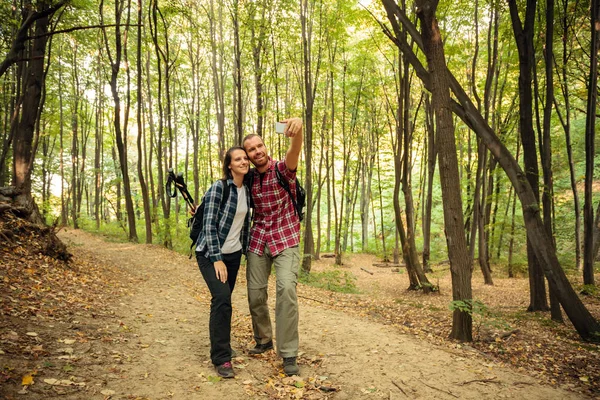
left=275, top=121, right=287, bottom=134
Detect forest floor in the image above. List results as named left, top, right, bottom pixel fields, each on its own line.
left=1, top=214, right=599, bottom=399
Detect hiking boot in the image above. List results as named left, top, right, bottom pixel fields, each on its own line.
left=283, top=357, right=299, bottom=376
left=248, top=340, right=273, bottom=355
left=215, top=361, right=235, bottom=378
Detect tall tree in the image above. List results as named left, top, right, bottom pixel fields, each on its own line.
left=137, top=0, right=152, bottom=243
left=300, top=0, right=322, bottom=272
left=100, top=0, right=138, bottom=241
left=583, top=0, right=600, bottom=286
left=508, top=0, right=548, bottom=311
left=540, top=0, right=562, bottom=321
left=554, top=0, right=581, bottom=269
left=414, top=0, right=472, bottom=339
left=12, top=0, right=65, bottom=224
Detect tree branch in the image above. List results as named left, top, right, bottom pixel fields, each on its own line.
left=0, top=1, right=68, bottom=78
left=27, top=23, right=143, bottom=39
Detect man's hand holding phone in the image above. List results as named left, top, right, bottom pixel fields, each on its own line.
left=275, top=118, right=302, bottom=137
left=275, top=121, right=287, bottom=134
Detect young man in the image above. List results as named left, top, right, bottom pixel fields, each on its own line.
left=242, top=117, right=303, bottom=376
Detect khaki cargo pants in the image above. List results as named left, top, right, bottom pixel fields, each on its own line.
left=246, top=245, right=299, bottom=358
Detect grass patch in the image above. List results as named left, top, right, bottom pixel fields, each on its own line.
left=299, top=269, right=359, bottom=294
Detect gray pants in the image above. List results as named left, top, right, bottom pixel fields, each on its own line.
left=246, top=245, right=299, bottom=358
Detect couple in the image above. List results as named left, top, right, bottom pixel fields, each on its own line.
left=194, top=117, right=303, bottom=379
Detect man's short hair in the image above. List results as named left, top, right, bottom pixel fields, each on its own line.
left=242, top=133, right=262, bottom=147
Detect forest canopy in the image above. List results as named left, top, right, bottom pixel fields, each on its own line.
left=1, top=0, right=599, bottom=341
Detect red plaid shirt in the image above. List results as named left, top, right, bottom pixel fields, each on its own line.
left=248, top=158, right=300, bottom=257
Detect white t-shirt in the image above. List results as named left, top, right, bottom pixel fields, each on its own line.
left=221, top=186, right=247, bottom=254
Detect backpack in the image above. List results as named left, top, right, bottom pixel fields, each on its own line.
left=189, top=179, right=230, bottom=250
left=246, top=162, right=305, bottom=221
left=275, top=163, right=306, bottom=222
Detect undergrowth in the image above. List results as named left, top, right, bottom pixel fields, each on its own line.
left=299, top=268, right=359, bottom=294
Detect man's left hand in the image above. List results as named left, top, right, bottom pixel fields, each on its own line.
left=283, top=117, right=302, bottom=138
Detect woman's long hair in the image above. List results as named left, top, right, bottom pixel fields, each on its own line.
left=222, top=146, right=247, bottom=180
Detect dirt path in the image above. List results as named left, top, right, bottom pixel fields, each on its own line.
left=51, top=229, right=584, bottom=399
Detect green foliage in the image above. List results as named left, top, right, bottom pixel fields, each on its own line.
left=449, top=299, right=511, bottom=338
left=579, top=284, right=599, bottom=297
left=299, top=268, right=359, bottom=294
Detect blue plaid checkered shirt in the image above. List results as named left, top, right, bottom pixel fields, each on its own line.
left=195, top=178, right=251, bottom=262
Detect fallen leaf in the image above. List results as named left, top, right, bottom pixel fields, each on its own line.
left=22, top=374, right=34, bottom=386
left=101, top=389, right=116, bottom=395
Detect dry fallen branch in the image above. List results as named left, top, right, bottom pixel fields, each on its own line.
left=392, top=380, right=409, bottom=397
left=360, top=267, right=374, bottom=275
left=419, top=380, right=459, bottom=398
left=298, top=295, right=329, bottom=305
left=373, top=262, right=405, bottom=268
left=458, top=377, right=500, bottom=386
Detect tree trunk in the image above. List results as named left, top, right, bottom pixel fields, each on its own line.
left=209, top=0, right=225, bottom=159
left=541, top=0, right=562, bottom=322
left=251, top=2, right=267, bottom=139
left=416, top=0, right=472, bottom=340
left=232, top=0, right=243, bottom=144
left=477, top=148, right=493, bottom=285
left=401, top=55, right=431, bottom=290
left=422, top=95, right=436, bottom=273
left=94, top=48, right=103, bottom=230
left=70, top=44, right=80, bottom=229
left=149, top=0, right=170, bottom=247
left=507, top=0, right=548, bottom=311
left=553, top=0, right=581, bottom=270
left=583, top=0, right=600, bottom=286
left=101, top=0, right=138, bottom=242
left=11, top=1, right=52, bottom=225
left=301, top=0, right=319, bottom=273
left=137, top=0, right=152, bottom=244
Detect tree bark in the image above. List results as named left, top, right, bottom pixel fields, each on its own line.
left=541, top=0, right=562, bottom=322
left=250, top=1, right=267, bottom=139
left=232, top=0, right=243, bottom=144
left=415, top=0, right=472, bottom=340
left=301, top=0, right=319, bottom=273
left=583, top=0, right=600, bottom=286
left=137, top=0, right=152, bottom=243
left=100, top=0, right=138, bottom=242
left=422, top=95, right=436, bottom=272
left=11, top=1, right=53, bottom=225
left=0, top=1, right=66, bottom=78
left=400, top=52, right=431, bottom=290
left=554, top=0, right=581, bottom=269
left=507, top=0, right=548, bottom=311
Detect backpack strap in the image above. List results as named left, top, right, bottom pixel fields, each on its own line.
left=275, top=162, right=299, bottom=218
left=219, top=179, right=230, bottom=209
left=244, top=170, right=255, bottom=209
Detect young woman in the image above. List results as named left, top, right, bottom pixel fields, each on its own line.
left=194, top=146, right=251, bottom=378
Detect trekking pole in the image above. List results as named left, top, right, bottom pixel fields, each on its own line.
left=166, top=168, right=195, bottom=211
